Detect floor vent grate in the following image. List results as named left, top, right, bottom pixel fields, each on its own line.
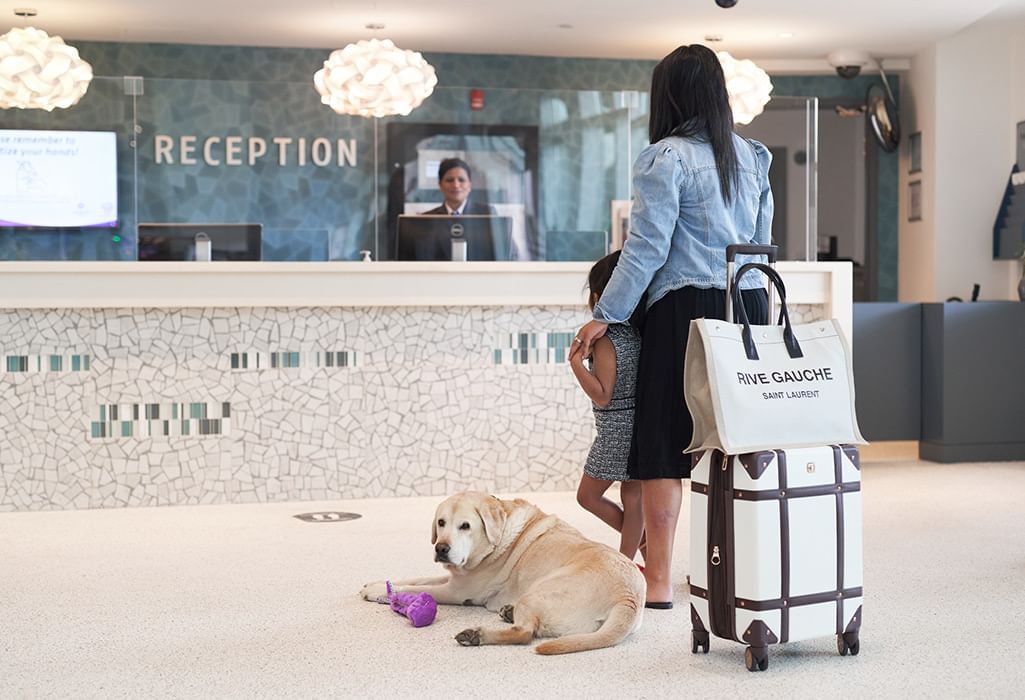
left=293, top=512, right=362, bottom=523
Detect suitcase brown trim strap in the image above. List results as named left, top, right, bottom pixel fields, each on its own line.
left=778, top=449, right=791, bottom=642
left=690, top=481, right=861, bottom=500
left=831, top=444, right=846, bottom=636
left=695, top=445, right=862, bottom=645
left=690, top=585, right=864, bottom=611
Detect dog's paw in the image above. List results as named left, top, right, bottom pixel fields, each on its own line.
left=359, top=581, right=389, bottom=604
left=499, top=605, right=515, bottom=623
left=455, top=628, right=482, bottom=646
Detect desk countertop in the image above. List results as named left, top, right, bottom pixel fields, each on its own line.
left=0, top=261, right=853, bottom=337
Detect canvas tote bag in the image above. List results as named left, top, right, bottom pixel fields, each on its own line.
left=684, top=262, right=866, bottom=454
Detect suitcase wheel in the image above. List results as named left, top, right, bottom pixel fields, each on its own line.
left=744, top=646, right=768, bottom=672
left=837, top=632, right=860, bottom=657
left=691, top=630, right=709, bottom=654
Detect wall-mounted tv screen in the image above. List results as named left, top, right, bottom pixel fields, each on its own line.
left=0, top=129, right=118, bottom=228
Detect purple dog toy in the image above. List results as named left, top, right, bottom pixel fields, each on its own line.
left=386, top=581, right=437, bottom=628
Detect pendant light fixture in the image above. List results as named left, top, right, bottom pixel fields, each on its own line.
left=0, top=8, right=94, bottom=111
left=314, top=23, right=437, bottom=119
left=717, top=51, right=772, bottom=125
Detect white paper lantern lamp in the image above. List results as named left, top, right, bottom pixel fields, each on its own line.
left=0, top=26, right=93, bottom=111
left=314, top=38, right=438, bottom=119
left=717, top=51, right=772, bottom=125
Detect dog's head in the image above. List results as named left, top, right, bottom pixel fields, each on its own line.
left=431, top=491, right=506, bottom=571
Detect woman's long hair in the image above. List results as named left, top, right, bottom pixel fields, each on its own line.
left=648, top=44, right=738, bottom=203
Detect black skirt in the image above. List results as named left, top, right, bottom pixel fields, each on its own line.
left=627, top=285, right=768, bottom=480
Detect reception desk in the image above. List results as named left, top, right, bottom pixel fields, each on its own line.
left=852, top=301, right=1025, bottom=462
left=920, top=302, right=1025, bottom=462
left=0, top=261, right=851, bottom=511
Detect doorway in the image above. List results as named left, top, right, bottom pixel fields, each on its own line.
left=738, top=98, right=876, bottom=301
left=818, top=99, right=870, bottom=301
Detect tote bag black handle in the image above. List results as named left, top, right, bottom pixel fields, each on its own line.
left=725, top=244, right=777, bottom=323
left=731, top=262, right=804, bottom=361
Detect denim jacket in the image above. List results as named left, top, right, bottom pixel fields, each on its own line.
left=593, top=132, right=773, bottom=324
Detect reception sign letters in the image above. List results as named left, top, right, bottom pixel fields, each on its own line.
left=153, top=134, right=358, bottom=167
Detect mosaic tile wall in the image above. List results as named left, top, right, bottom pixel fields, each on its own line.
left=0, top=302, right=833, bottom=512
left=0, top=306, right=581, bottom=511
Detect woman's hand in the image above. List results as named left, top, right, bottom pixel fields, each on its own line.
left=568, top=344, right=585, bottom=368
left=569, top=320, right=608, bottom=362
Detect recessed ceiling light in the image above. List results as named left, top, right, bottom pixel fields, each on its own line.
left=778, top=31, right=795, bottom=39
left=557, top=23, right=573, bottom=29
left=705, top=34, right=723, bottom=43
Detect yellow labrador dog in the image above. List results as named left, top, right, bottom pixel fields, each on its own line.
left=359, top=491, right=645, bottom=654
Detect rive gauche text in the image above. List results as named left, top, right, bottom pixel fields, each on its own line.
left=735, top=367, right=835, bottom=401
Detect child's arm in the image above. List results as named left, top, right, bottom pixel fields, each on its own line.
left=569, top=335, right=617, bottom=408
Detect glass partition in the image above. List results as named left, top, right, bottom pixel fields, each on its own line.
left=0, top=76, right=137, bottom=260
left=376, top=86, right=636, bottom=261
left=0, top=77, right=817, bottom=262
left=136, top=77, right=377, bottom=262
left=736, top=96, right=819, bottom=261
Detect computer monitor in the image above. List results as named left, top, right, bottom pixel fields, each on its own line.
left=138, top=223, right=262, bottom=261
left=395, top=215, right=513, bottom=261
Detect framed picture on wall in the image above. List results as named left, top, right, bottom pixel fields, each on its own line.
left=908, top=180, right=923, bottom=222
left=1017, top=121, right=1025, bottom=171
left=909, top=132, right=922, bottom=174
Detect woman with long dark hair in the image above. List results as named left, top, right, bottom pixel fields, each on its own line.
left=570, top=44, right=772, bottom=608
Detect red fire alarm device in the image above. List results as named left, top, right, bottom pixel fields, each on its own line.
left=470, top=89, right=485, bottom=111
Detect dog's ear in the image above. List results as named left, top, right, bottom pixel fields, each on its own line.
left=431, top=514, right=438, bottom=545
left=476, top=496, right=506, bottom=547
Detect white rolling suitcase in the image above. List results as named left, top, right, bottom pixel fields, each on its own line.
left=688, top=445, right=863, bottom=671
left=686, top=245, right=864, bottom=672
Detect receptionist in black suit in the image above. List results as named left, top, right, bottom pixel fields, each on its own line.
left=425, top=158, right=496, bottom=216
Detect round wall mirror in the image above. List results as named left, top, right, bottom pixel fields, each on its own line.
left=866, top=82, right=900, bottom=153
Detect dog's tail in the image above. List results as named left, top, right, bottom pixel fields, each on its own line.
left=534, top=600, right=640, bottom=655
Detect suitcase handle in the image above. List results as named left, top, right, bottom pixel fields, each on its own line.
left=726, top=244, right=777, bottom=263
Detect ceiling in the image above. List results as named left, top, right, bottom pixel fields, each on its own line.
left=4, top=0, right=1024, bottom=66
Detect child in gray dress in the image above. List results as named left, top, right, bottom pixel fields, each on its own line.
left=569, top=251, right=644, bottom=562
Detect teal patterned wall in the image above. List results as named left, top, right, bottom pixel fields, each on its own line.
left=136, top=78, right=376, bottom=262
left=75, top=42, right=657, bottom=88
left=0, top=42, right=897, bottom=297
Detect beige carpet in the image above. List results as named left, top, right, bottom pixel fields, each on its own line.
left=2, top=460, right=1022, bottom=698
